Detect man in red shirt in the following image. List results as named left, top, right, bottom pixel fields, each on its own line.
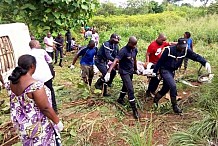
left=145, top=33, right=174, bottom=99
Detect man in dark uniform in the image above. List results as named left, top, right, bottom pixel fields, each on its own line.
left=54, top=33, right=64, bottom=67
left=94, top=33, right=119, bottom=96
left=65, top=29, right=72, bottom=52
left=105, top=36, right=140, bottom=119
left=152, top=38, right=212, bottom=114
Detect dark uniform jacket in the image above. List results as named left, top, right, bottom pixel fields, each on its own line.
left=96, top=41, right=119, bottom=62
left=117, top=45, right=138, bottom=75
left=153, top=46, right=206, bottom=73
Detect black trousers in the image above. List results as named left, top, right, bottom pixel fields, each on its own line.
left=47, top=51, right=54, bottom=60
left=66, top=40, right=71, bottom=52
left=55, top=48, right=63, bottom=62
left=95, top=59, right=116, bottom=83
left=147, top=76, right=161, bottom=93
left=44, top=79, right=57, bottom=112
left=159, top=69, right=177, bottom=98
left=120, top=73, right=135, bottom=102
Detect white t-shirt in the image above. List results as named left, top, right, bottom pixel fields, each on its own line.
left=44, top=36, right=54, bottom=52
left=29, top=48, right=53, bottom=82
left=91, top=33, right=99, bottom=47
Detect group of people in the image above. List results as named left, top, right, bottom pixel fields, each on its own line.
left=2, top=30, right=212, bottom=145
left=70, top=32, right=211, bottom=119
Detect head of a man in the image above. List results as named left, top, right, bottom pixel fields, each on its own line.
left=29, top=40, right=41, bottom=49
left=57, top=33, right=62, bottom=38
left=127, top=36, right=137, bottom=49
left=176, top=38, right=188, bottom=52
left=47, top=32, right=51, bottom=38
left=156, top=33, right=167, bottom=45
left=110, top=33, right=119, bottom=44
left=88, top=40, right=95, bottom=48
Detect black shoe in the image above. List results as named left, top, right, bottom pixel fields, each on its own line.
left=103, top=93, right=111, bottom=97
left=172, top=105, right=182, bottom=114
left=117, top=98, right=125, bottom=105
left=153, top=93, right=162, bottom=107
left=95, top=78, right=103, bottom=90
left=108, top=83, right=112, bottom=87
left=132, top=108, right=140, bottom=119
left=146, top=90, right=154, bottom=100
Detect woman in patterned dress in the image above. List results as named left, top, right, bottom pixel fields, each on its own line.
left=7, top=55, right=63, bottom=146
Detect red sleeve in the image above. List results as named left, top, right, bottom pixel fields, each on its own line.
left=163, top=42, right=170, bottom=47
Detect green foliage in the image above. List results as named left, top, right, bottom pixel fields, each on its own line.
left=0, top=0, right=99, bottom=32
left=122, top=120, right=154, bottom=146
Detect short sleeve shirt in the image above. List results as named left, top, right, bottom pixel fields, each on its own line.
left=44, top=37, right=54, bottom=52
left=78, top=47, right=98, bottom=66
left=117, top=46, right=138, bottom=75
left=147, top=41, right=170, bottom=64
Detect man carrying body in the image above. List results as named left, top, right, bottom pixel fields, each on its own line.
left=105, top=36, right=139, bottom=119
left=94, top=33, right=119, bottom=96
left=145, top=33, right=175, bottom=99
left=70, top=40, right=97, bottom=86
left=152, top=38, right=211, bottom=114
left=29, top=40, right=58, bottom=113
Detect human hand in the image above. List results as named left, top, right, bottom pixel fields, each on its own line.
left=104, top=72, right=110, bottom=82
left=70, top=65, right=75, bottom=69
left=205, top=62, right=211, bottom=74
left=54, top=121, right=64, bottom=132
left=134, top=70, right=140, bottom=75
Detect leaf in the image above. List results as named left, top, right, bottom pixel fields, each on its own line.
left=55, top=19, right=62, bottom=25
left=94, top=89, right=102, bottom=94
left=81, top=4, right=88, bottom=10
left=20, top=4, right=36, bottom=10
left=53, top=12, right=60, bottom=19
left=70, top=129, right=77, bottom=137
left=45, top=8, right=52, bottom=13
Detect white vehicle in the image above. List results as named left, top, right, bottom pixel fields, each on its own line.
left=0, top=23, right=31, bottom=82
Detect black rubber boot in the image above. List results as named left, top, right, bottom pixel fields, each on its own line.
left=88, top=79, right=92, bottom=87
left=95, top=78, right=103, bottom=90
left=54, top=59, right=57, bottom=64
left=130, top=101, right=140, bottom=119
left=59, top=59, right=63, bottom=67
left=103, top=83, right=110, bottom=97
left=153, top=92, right=162, bottom=107
left=171, top=97, right=182, bottom=114
left=117, top=92, right=126, bottom=105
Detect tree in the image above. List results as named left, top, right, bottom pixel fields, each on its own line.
left=96, top=2, right=121, bottom=16
left=0, top=0, right=99, bottom=32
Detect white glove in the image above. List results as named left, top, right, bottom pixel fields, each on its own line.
left=54, top=121, right=64, bottom=132
left=70, top=65, right=75, bottom=69
left=66, top=41, right=68, bottom=43
left=135, top=70, right=140, bottom=75
left=104, top=72, right=110, bottom=82
left=151, top=72, right=156, bottom=77
left=205, top=62, right=211, bottom=74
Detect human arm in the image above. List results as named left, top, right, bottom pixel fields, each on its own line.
left=44, top=51, right=53, bottom=63
left=186, top=49, right=206, bottom=66
left=0, top=74, right=5, bottom=88
left=72, top=54, right=79, bottom=65
left=103, top=43, right=115, bottom=62
left=32, top=87, right=59, bottom=124
left=44, top=38, right=54, bottom=47
left=153, top=48, right=169, bottom=73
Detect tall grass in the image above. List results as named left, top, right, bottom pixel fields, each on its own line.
left=121, top=118, right=154, bottom=146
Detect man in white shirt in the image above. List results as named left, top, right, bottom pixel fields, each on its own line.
left=91, top=30, right=99, bottom=47
left=29, top=40, right=58, bottom=113
left=44, top=32, right=55, bottom=60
